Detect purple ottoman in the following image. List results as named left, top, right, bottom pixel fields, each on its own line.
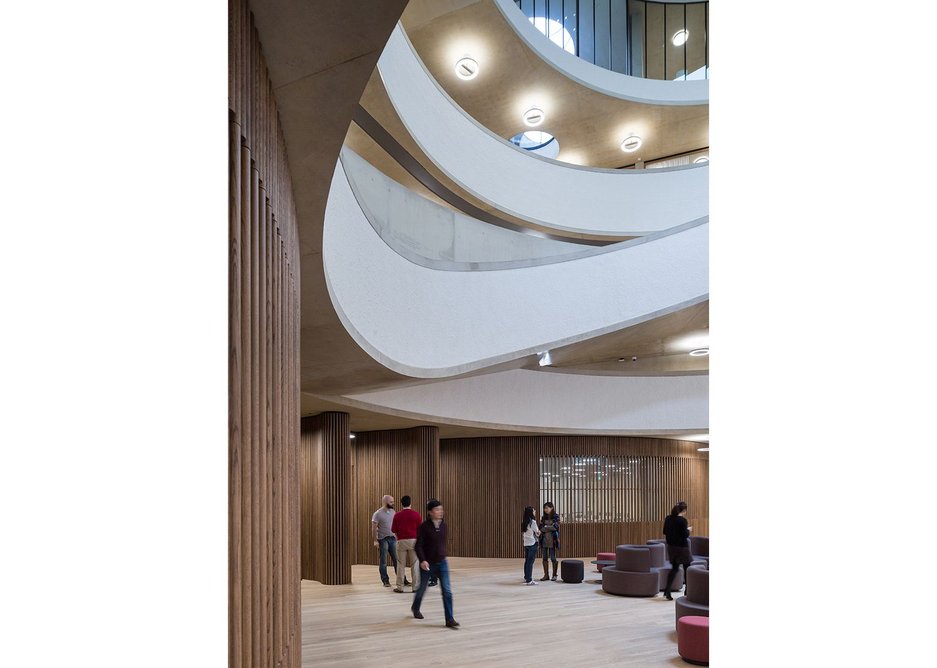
left=677, top=615, right=709, bottom=665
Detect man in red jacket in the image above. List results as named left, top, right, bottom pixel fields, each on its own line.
left=390, top=495, right=421, bottom=592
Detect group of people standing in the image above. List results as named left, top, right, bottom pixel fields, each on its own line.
left=520, top=501, right=561, bottom=585
left=371, top=494, right=459, bottom=629
left=369, top=494, right=693, bottom=626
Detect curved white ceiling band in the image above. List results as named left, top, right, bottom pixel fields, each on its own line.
left=331, top=369, right=708, bottom=434
left=377, top=24, right=709, bottom=238
left=492, top=0, right=708, bottom=106
left=323, top=157, right=708, bottom=378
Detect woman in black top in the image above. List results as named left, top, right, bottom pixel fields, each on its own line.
left=539, top=501, right=560, bottom=581
left=663, top=501, right=692, bottom=600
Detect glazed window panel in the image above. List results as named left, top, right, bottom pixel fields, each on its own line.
left=539, top=455, right=676, bottom=523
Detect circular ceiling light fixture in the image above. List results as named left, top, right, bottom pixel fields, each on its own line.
left=523, top=107, right=545, bottom=127
left=455, top=57, right=479, bottom=80
left=620, top=135, right=642, bottom=152
left=672, top=29, right=689, bottom=46
left=689, top=348, right=710, bottom=357
left=694, top=156, right=709, bottom=164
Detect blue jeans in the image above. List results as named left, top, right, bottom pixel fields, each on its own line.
left=412, top=559, right=454, bottom=621
left=378, top=536, right=398, bottom=584
left=523, top=544, right=537, bottom=582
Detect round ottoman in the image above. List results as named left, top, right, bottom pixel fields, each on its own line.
left=560, top=559, right=584, bottom=583
left=677, top=615, right=709, bottom=665
left=596, top=552, right=615, bottom=572
left=601, top=567, right=659, bottom=597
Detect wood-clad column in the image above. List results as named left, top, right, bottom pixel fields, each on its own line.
left=351, top=426, right=441, bottom=565
left=229, top=0, right=301, bottom=664
left=300, top=412, right=353, bottom=584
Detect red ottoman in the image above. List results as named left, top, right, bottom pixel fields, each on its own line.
left=596, top=552, right=615, bottom=572
left=677, top=615, right=709, bottom=665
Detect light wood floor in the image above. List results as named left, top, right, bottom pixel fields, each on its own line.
left=302, top=557, right=690, bottom=667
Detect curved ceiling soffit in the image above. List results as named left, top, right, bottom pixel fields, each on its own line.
left=341, top=146, right=707, bottom=272
left=377, top=24, right=709, bottom=238
left=317, top=369, right=708, bottom=434
left=492, top=0, right=709, bottom=106
left=323, top=157, right=709, bottom=379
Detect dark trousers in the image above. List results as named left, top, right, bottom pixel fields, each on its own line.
left=412, top=559, right=454, bottom=621
left=523, top=544, right=537, bottom=582
left=665, top=562, right=690, bottom=593
left=378, top=536, right=398, bottom=584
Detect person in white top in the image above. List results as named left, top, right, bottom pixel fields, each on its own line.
left=521, top=506, right=541, bottom=585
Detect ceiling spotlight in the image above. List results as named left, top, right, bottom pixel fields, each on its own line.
left=350, top=433, right=356, bottom=439
left=689, top=348, right=709, bottom=357
left=693, top=156, right=709, bottom=164
left=538, top=350, right=552, bottom=366
left=620, top=135, right=642, bottom=152
left=523, top=107, right=545, bottom=127
left=455, top=57, right=479, bottom=80
left=672, top=29, right=689, bottom=46
left=697, top=447, right=710, bottom=452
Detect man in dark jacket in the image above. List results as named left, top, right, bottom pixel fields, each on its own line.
left=411, top=498, right=459, bottom=628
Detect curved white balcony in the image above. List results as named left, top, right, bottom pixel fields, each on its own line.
left=493, top=0, right=708, bottom=105
left=323, top=154, right=708, bottom=378
left=331, top=369, right=708, bottom=434
left=377, top=24, right=708, bottom=238
left=342, top=147, right=588, bottom=270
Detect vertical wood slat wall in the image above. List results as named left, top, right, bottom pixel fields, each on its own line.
left=351, top=427, right=440, bottom=566
left=439, top=436, right=708, bottom=559
left=230, top=0, right=301, bottom=665
left=300, top=413, right=353, bottom=584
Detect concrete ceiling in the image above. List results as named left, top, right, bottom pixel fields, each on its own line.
left=401, top=0, right=709, bottom=168
left=302, top=392, right=709, bottom=443
left=254, top=0, right=708, bottom=437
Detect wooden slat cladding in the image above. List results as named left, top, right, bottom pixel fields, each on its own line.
left=440, top=436, right=708, bottom=559
left=299, top=413, right=353, bottom=585
left=351, top=427, right=441, bottom=566
left=229, top=0, right=301, bottom=665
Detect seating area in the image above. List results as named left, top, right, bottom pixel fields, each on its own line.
left=591, top=537, right=708, bottom=663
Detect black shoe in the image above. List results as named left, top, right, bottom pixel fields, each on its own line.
left=412, top=609, right=424, bottom=619
left=428, top=579, right=438, bottom=587
left=551, top=575, right=557, bottom=581
left=664, top=592, right=673, bottom=601
left=540, top=575, right=550, bottom=581
left=404, top=578, right=411, bottom=586
left=382, top=582, right=391, bottom=587
left=445, top=619, right=460, bottom=629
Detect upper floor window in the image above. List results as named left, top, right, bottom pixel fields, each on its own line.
left=514, top=0, right=709, bottom=81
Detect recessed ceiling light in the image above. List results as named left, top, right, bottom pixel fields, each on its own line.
left=697, top=447, right=710, bottom=452
left=455, top=57, right=479, bottom=80
left=689, top=348, right=709, bottom=357
left=693, top=156, right=709, bottom=164
left=672, top=29, right=689, bottom=46
left=350, top=433, right=356, bottom=439
left=523, top=107, right=545, bottom=127
left=620, top=135, right=642, bottom=152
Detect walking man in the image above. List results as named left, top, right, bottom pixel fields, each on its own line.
left=391, top=495, right=421, bottom=593
left=412, top=499, right=459, bottom=629
left=371, top=494, right=398, bottom=587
